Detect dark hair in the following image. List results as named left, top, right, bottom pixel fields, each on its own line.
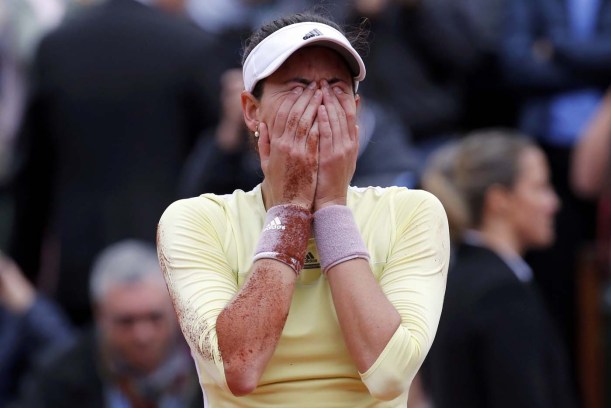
left=453, top=129, right=536, bottom=227
left=242, top=11, right=369, bottom=99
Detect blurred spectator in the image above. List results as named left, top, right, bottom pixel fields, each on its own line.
left=7, top=0, right=221, bottom=325
left=186, top=0, right=324, bottom=81
left=572, top=88, right=611, bottom=274
left=351, top=95, right=420, bottom=188
left=571, top=89, right=611, bottom=406
left=572, top=88, right=611, bottom=199
left=0, top=253, right=74, bottom=406
left=446, top=0, right=519, bottom=130
left=500, top=0, right=611, bottom=374
left=178, top=68, right=262, bottom=197
left=347, top=0, right=479, bottom=170
left=0, top=0, right=67, bottom=180
left=179, top=67, right=419, bottom=197
left=423, top=130, right=577, bottom=408
left=571, top=91, right=611, bottom=393
left=186, top=0, right=318, bottom=35
left=19, top=240, right=201, bottom=407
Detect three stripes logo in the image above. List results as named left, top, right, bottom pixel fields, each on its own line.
left=303, top=28, right=323, bottom=40
left=264, top=217, right=286, bottom=231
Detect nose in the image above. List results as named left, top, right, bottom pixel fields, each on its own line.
left=131, top=319, right=157, bottom=343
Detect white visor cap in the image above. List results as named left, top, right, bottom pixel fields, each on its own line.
left=243, top=21, right=366, bottom=94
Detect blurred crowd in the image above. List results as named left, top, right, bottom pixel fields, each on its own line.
left=1, top=0, right=610, bottom=406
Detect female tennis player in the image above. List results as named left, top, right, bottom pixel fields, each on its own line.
left=157, top=12, right=449, bottom=407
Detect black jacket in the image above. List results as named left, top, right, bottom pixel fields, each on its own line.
left=425, top=243, right=577, bottom=408
left=18, top=330, right=202, bottom=408
left=8, top=0, right=221, bottom=324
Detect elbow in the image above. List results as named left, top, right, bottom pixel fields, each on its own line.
left=226, top=379, right=257, bottom=397
left=224, top=366, right=261, bottom=396
left=572, top=177, right=601, bottom=199
left=361, top=326, right=424, bottom=401
left=368, top=374, right=410, bottom=401
left=570, top=160, right=602, bottom=199
left=364, top=363, right=413, bottom=401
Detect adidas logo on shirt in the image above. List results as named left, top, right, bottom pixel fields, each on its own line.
left=304, top=251, right=320, bottom=269
left=264, top=217, right=286, bottom=231
left=303, top=28, right=323, bottom=40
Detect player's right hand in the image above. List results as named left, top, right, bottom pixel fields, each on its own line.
left=259, top=81, right=322, bottom=210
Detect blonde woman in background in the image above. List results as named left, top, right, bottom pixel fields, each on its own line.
left=423, top=130, right=578, bottom=408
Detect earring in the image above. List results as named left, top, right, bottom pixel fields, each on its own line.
left=254, top=124, right=260, bottom=139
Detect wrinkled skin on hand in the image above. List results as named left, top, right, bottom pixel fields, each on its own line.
left=258, top=82, right=323, bottom=210
left=313, top=79, right=359, bottom=211
left=243, top=47, right=360, bottom=211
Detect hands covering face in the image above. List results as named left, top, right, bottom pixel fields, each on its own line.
left=259, top=80, right=359, bottom=211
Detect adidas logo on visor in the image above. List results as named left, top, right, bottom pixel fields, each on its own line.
left=264, top=217, right=286, bottom=231
left=303, top=28, right=323, bottom=40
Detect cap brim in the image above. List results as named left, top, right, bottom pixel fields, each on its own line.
left=243, top=22, right=366, bottom=93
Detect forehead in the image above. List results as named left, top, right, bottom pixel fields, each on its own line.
left=269, top=46, right=353, bottom=83
left=516, top=147, right=547, bottom=182
left=101, top=280, right=169, bottom=312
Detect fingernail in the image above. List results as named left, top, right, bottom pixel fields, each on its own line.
left=294, top=87, right=303, bottom=95
left=314, top=89, right=322, bottom=98
left=334, top=87, right=342, bottom=95
left=308, top=81, right=317, bottom=90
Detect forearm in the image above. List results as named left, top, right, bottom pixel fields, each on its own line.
left=216, top=259, right=296, bottom=395
left=572, top=90, right=611, bottom=197
left=327, top=259, right=401, bottom=372
left=331, top=191, right=449, bottom=401
left=22, top=296, right=74, bottom=349
left=312, top=204, right=400, bottom=371
left=217, top=203, right=312, bottom=394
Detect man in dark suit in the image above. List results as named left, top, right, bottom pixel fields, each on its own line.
left=7, top=0, right=221, bottom=325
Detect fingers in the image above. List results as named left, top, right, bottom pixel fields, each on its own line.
left=325, top=82, right=358, bottom=144
left=272, top=82, right=321, bottom=143
left=272, top=87, right=304, bottom=140
left=318, top=105, right=332, bottom=154
left=307, top=118, right=320, bottom=159
left=295, top=88, right=322, bottom=144
left=321, top=81, right=345, bottom=150
left=334, top=86, right=356, bottom=142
